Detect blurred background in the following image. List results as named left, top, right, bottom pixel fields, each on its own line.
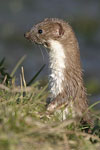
left=0, top=0, right=100, bottom=108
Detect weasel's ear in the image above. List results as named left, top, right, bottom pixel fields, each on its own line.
left=55, top=23, right=64, bottom=37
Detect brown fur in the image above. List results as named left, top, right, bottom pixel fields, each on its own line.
left=24, top=18, right=93, bottom=126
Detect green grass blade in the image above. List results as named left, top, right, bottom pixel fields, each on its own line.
left=88, top=100, right=100, bottom=110
left=27, top=64, right=46, bottom=86
left=33, top=84, right=48, bottom=101
left=0, top=58, right=5, bottom=66
left=10, top=55, right=26, bottom=77
left=83, top=100, right=100, bottom=116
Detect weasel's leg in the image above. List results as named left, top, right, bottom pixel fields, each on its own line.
left=47, top=94, right=68, bottom=113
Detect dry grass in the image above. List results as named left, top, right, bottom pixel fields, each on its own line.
left=0, top=59, right=100, bottom=150
left=0, top=78, right=100, bottom=150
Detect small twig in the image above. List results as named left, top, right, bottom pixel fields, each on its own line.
left=2, top=75, right=7, bottom=84
left=21, top=66, right=27, bottom=88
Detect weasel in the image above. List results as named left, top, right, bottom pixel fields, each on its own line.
left=24, top=18, right=92, bottom=124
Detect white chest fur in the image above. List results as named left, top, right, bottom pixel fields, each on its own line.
left=49, top=40, right=66, bottom=98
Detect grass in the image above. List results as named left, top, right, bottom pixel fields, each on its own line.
left=0, top=58, right=100, bottom=150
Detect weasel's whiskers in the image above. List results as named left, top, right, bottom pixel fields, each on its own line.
left=38, top=45, right=45, bottom=62
left=44, top=46, right=49, bottom=56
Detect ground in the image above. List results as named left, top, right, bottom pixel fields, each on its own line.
left=0, top=60, right=100, bottom=150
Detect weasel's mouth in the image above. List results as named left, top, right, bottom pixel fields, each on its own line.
left=24, top=33, right=41, bottom=45
left=44, top=42, right=49, bottom=48
left=24, top=32, right=49, bottom=48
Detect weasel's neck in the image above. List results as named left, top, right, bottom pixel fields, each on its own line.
left=48, top=40, right=66, bottom=98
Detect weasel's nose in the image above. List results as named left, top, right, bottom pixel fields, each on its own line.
left=24, top=32, right=31, bottom=39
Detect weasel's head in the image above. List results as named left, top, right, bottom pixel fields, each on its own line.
left=24, top=18, right=72, bottom=49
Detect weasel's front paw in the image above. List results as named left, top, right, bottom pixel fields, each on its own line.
left=47, top=100, right=57, bottom=112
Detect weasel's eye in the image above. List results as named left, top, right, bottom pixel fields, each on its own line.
left=38, top=29, right=43, bottom=34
